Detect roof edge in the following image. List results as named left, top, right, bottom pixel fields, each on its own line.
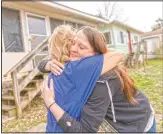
left=38, top=1, right=109, bottom=24
left=110, top=20, right=144, bottom=34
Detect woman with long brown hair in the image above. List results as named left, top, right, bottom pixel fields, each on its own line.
left=39, top=26, right=155, bottom=132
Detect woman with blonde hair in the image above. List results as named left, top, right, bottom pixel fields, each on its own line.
left=48, top=25, right=75, bottom=63
left=39, top=25, right=155, bottom=132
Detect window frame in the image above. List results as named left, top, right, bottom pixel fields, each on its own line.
left=117, top=31, right=125, bottom=44
left=25, top=12, right=47, bottom=37
left=49, top=17, right=64, bottom=33
left=25, top=12, right=49, bottom=52
left=134, top=36, right=138, bottom=43
left=104, top=31, right=112, bottom=45
left=2, top=7, right=24, bottom=53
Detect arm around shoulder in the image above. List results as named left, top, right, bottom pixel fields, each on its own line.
left=37, top=59, right=51, bottom=73
left=101, top=50, right=125, bottom=75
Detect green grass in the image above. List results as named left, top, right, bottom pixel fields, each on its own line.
left=147, top=58, right=163, bottom=65
left=129, top=59, right=163, bottom=132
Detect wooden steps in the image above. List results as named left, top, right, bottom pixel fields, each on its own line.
left=2, top=85, right=41, bottom=118
left=2, top=105, right=16, bottom=111
left=2, top=72, right=44, bottom=122
left=2, top=37, right=49, bottom=122
left=23, top=87, right=36, bottom=92
left=2, top=95, right=15, bottom=100
left=2, top=104, right=17, bottom=117
left=21, top=89, right=40, bottom=110
left=2, top=74, right=26, bottom=89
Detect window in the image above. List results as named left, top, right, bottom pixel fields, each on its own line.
left=134, top=36, right=138, bottom=43
left=131, top=36, right=138, bottom=44
left=50, top=18, right=64, bottom=33
left=117, top=31, right=124, bottom=44
left=27, top=15, right=46, bottom=35
left=104, top=31, right=112, bottom=44
left=2, top=8, right=24, bottom=52
left=27, top=14, right=48, bottom=51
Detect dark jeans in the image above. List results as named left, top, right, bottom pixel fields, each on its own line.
left=147, top=118, right=156, bottom=133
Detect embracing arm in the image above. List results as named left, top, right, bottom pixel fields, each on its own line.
left=49, top=81, right=110, bottom=132
left=38, top=59, right=51, bottom=73
left=38, top=58, right=64, bottom=75
left=101, top=50, right=125, bottom=75
left=38, top=50, right=125, bottom=75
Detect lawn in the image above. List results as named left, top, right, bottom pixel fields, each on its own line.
left=129, top=59, right=163, bottom=132
left=2, top=59, right=163, bottom=132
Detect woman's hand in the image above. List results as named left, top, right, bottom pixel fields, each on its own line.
left=41, top=77, right=55, bottom=108
left=45, top=59, right=64, bottom=76
left=41, top=77, right=65, bottom=121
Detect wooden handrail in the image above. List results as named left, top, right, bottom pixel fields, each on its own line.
left=11, top=70, right=22, bottom=117
left=4, top=37, right=50, bottom=77
left=3, top=36, right=50, bottom=118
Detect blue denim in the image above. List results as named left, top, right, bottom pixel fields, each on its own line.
left=147, top=118, right=156, bottom=133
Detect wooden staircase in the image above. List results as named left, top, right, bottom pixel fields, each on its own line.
left=2, top=37, right=49, bottom=122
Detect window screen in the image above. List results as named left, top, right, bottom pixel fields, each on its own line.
left=2, top=8, right=24, bottom=52
left=27, top=15, right=46, bottom=35
left=50, top=18, right=64, bottom=33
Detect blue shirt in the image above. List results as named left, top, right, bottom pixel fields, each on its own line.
left=46, top=54, right=103, bottom=132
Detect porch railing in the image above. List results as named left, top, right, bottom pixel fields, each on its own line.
left=3, top=37, right=50, bottom=118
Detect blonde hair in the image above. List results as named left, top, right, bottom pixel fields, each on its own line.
left=48, top=25, right=76, bottom=63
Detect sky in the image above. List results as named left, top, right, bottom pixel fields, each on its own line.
left=57, top=1, right=162, bottom=32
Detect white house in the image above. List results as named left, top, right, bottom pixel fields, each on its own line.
left=141, top=27, right=163, bottom=59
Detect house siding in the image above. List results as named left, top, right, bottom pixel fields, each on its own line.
left=99, top=24, right=142, bottom=54
left=143, top=37, right=161, bottom=59
left=112, top=25, right=129, bottom=54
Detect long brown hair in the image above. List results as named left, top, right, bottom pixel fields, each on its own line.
left=78, top=26, right=138, bottom=104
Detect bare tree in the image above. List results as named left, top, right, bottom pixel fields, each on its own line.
left=96, top=2, right=128, bottom=22
left=151, top=18, right=163, bottom=31
left=156, top=17, right=163, bottom=27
